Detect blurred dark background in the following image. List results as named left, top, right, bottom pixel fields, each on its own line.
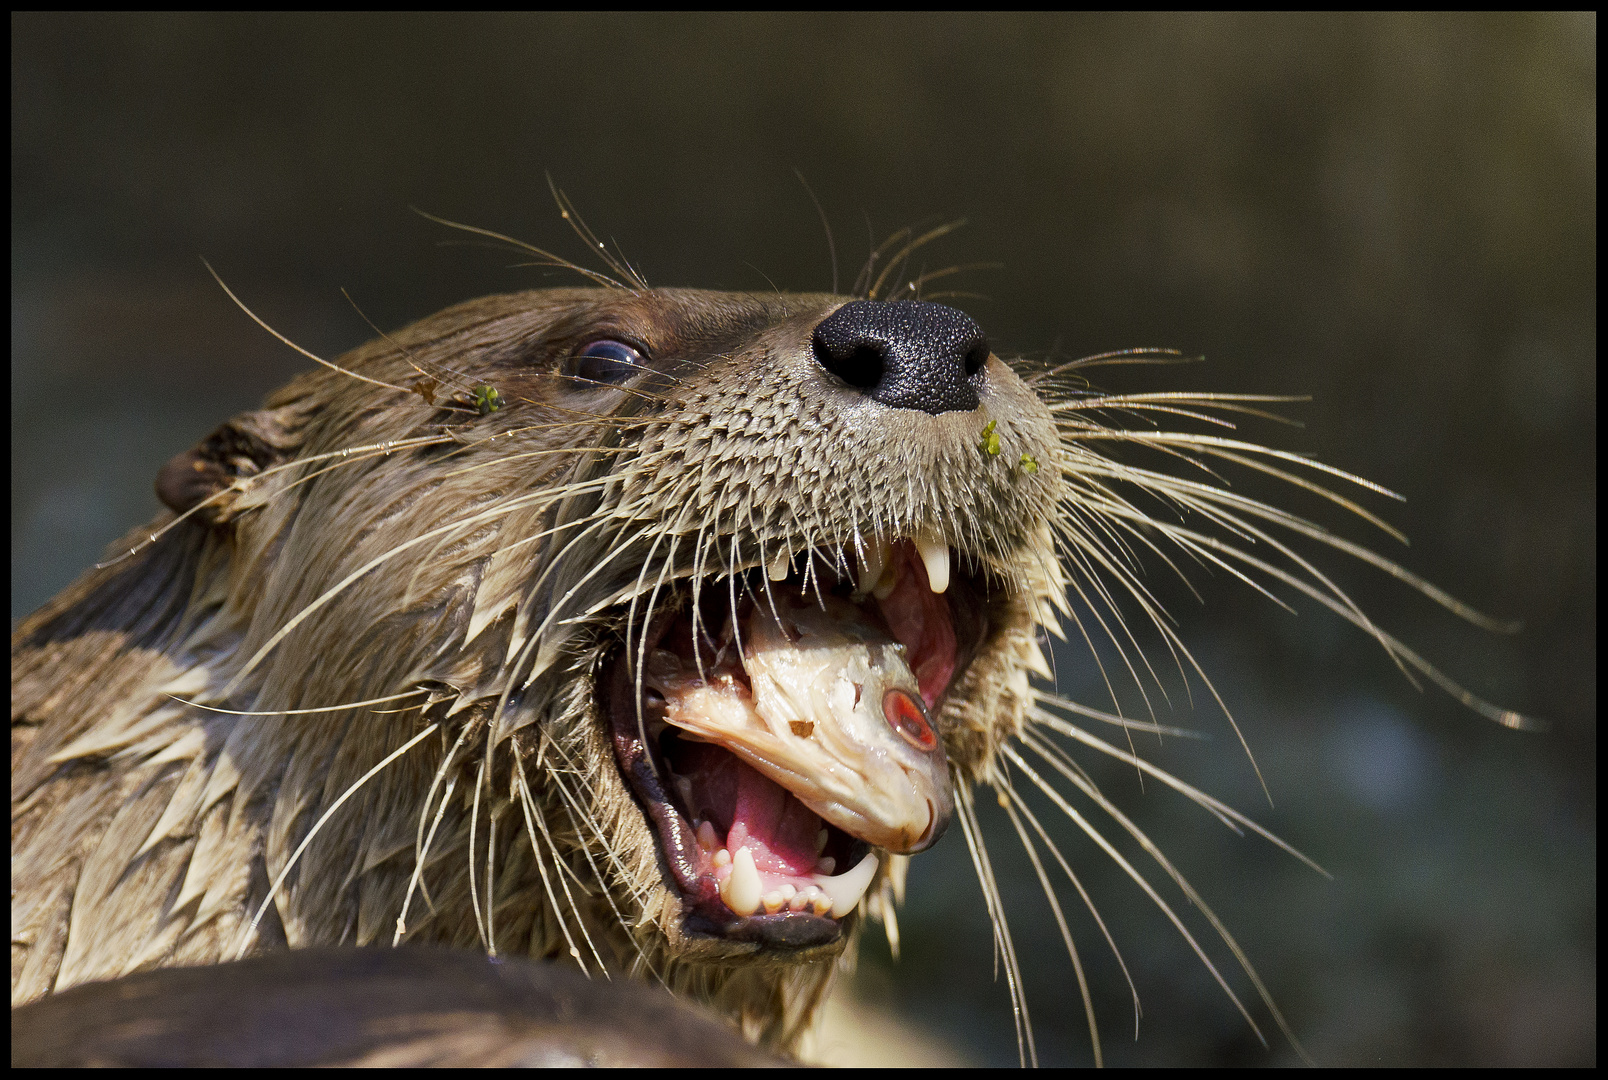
left=11, top=13, right=1594, bottom=1066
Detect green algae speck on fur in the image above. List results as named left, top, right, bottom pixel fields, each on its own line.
left=978, top=419, right=1001, bottom=457
left=473, top=384, right=503, bottom=414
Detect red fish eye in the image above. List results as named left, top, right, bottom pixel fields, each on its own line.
left=884, top=689, right=937, bottom=752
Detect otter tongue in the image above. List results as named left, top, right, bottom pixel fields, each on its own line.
left=675, top=741, right=822, bottom=879
left=725, top=759, right=823, bottom=878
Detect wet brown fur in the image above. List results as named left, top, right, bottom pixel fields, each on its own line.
left=11, top=285, right=1063, bottom=1052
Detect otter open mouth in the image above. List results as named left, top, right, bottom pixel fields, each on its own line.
left=604, top=538, right=988, bottom=950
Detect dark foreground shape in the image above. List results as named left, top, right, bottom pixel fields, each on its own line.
left=10, top=946, right=796, bottom=1067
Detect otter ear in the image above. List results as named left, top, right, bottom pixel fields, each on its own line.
left=156, top=404, right=305, bottom=525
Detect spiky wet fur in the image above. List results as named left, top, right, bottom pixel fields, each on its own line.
left=12, top=244, right=1527, bottom=1062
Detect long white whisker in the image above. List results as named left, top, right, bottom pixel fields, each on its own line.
left=1003, top=743, right=1314, bottom=1062
left=467, top=753, right=489, bottom=949
left=997, top=777, right=1103, bottom=1066
left=237, top=721, right=438, bottom=959
left=955, top=783, right=1038, bottom=1068
left=396, top=717, right=477, bottom=945
left=1003, top=771, right=1143, bottom=1041
left=511, top=743, right=599, bottom=975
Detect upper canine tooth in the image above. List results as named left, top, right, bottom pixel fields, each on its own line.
left=871, top=555, right=901, bottom=600
left=914, top=533, right=950, bottom=594
left=811, top=851, right=880, bottom=918
left=766, top=549, right=791, bottom=582
left=855, top=539, right=890, bottom=599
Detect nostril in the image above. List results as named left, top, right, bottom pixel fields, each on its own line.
left=963, top=342, right=989, bottom=378
left=816, top=341, right=886, bottom=390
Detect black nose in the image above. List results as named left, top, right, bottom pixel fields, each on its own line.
left=812, top=300, right=990, bottom=415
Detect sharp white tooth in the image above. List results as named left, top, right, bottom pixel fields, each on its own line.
left=811, top=851, right=880, bottom=918
left=779, top=883, right=796, bottom=901
left=724, top=846, right=762, bottom=916
left=856, top=539, right=890, bottom=598
left=766, top=549, right=791, bottom=582
left=871, top=556, right=900, bottom=600
left=914, top=533, right=950, bottom=594
left=697, top=821, right=719, bottom=851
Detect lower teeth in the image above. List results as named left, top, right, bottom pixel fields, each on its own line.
left=712, top=847, right=881, bottom=920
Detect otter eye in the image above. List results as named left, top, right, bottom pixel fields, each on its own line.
left=572, top=339, right=646, bottom=385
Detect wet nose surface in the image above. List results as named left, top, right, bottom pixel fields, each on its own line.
left=812, top=300, right=990, bottom=415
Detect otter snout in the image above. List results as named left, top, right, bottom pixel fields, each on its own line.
left=812, top=300, right=990, bottom=415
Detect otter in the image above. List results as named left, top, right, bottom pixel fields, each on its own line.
left=10, top=231, right=1531, bottom=1064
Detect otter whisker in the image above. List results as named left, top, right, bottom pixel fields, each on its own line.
left=93, top=431, right=458, bottom=568
left=1022, top=721, right=1323, bottom=872
left=1059, top=484, right=1290, bottom=620
left=997, top=780, right=1104, bottom=1067
left=1059, top=486, right=1218, bottom=617
left=511, top=745, right=602, bottom=977
left=630, top=530, right=687, bottom=770
left=906, top=260, right=1006, bottom=297
left=336, top=287, right=499, bottom=406
left=1145, top=473, right=1514, bottom=632
left=1029, top=689, right=1208, bottom=740
left=688, top=516, right=719, bottom=686
left=467, top=753, right=490, bottom=951
left=539, top=750, right=666, bottom=984
left=1050, top=529, right=1174, bottom=729
left=236, top=721, right=439, bottom=959
left=954, top=782, right=1038, bottom=1068
left=163, top=688, right=427, bottom=716
left=224, top=488, right=568, bottom=694
left=791, top=168, right=839, bottom=295
left=414, top=205, right=632, bottom=293
left=1026, top=346, right=1193, bottom=383
left=1176, top=445, right=1410, bottom=545
left=918, top=288, right=993, bottom=305
left=867, top=219, right=966, bottom=301
left=402, top=766, right=458, bottom=927
left=484, top=770, right=499, bottom=956
left=1139, top=524, right=1538, bottom=728
left=1059, top=514, right=1191, bottom=704
left=1003, top=743, right=1314, bottom=1063
left=1051, top=515, right=1285, bottom=790
left=1105, top=497, right=1410, bottom=681
left=725, top=533, right=747, bottom=664
left=1068, top=441, right=1403, bottom=557
left=432, top=443, right=633, bottom=486
left=546, top=177, right=650, bottom=292
left=516, top=516, right=657, bottom=657
left=1072, top=428, right=1405, bottom=503
left=1001, top=774, right=1143, bottom=1042
left=202, top=259, right=419, bottom=396
left=396, top=715, right=479, bottom=945
left=1056, top=389, right=1309, bottom=429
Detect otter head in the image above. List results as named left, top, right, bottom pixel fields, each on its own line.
left=147, top=285, right=1063, bottom=1043
left=18, top=258, right=1529, bottom=1060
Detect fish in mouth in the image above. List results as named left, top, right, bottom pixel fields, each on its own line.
left=606, top=537, right=976, bottom=948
